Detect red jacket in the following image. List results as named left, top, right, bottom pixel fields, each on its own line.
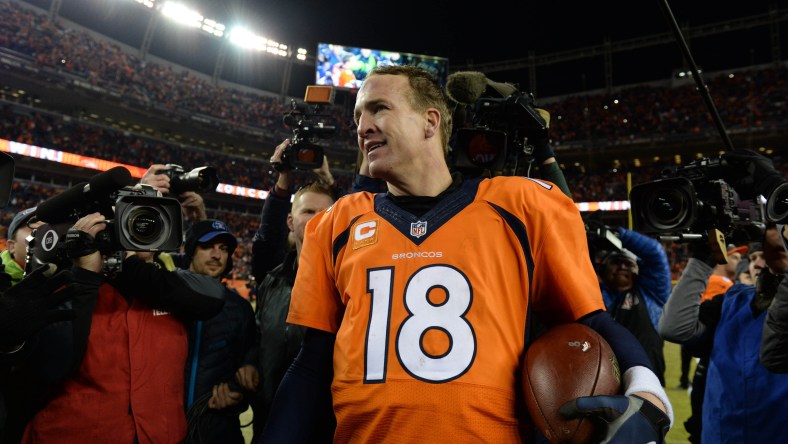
left=23, top=283, right=189, bottom=444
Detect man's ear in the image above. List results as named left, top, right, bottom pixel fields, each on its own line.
left=6, top=239, right=15, bottom=259
left=287, top=213, right=294, bottom=233
left=424, top=108, right=440, bottom=139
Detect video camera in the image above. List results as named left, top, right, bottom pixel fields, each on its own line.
left=154, top=164, right=219, bottom=195
left=279, top=85, right=337, bottom=170
left=28, top=167, right=183, bottom=275
left=629, top=156, right=767, bottom=244
left=445, top=71, right=548, bottom=176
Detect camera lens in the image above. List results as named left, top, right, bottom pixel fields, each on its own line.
left=125, top=207, right=164, bottom=244
left=767, top=182, right=788, bottom=223
left=645, top=188, right=689, bottom=230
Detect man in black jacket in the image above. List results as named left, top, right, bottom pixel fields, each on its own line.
left=181, top=219, right=257, bottom=444
left=240, top=168, right=336, bottom=442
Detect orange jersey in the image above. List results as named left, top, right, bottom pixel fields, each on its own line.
left=289, top=176, right=605, bottom=443
left=701, top=274, right=733, bottom=301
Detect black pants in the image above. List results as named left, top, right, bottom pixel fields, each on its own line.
left=679, top=345, right=692, bottom=387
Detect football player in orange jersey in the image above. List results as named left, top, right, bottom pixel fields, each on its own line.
left=261, top=65, right=672, bottom=443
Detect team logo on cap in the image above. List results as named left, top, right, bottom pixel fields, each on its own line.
left=410, top=221, right=428, bottom=238
left=211, top=221, right=228, bottom=231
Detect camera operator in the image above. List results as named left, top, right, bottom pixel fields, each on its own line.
left=250, top=139, right=339, bottom=283
left=658, top=222, right=788, bottom=443
left=19, top=212, right=226, bottom=444
left=243, top=138, right=344, bottom=442
left=718, top=149, right=788, bottom=374
left=1, top=207, right=41, bottom=287
left=0, top=263, right=78, bottom=444
left=761, top=224, right=788, bottom=372
left=658, top=238, right=756, bottom=442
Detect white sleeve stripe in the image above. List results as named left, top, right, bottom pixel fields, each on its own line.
left=523, top=177, right=553, bottom=190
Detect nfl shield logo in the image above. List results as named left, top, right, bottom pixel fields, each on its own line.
left=410, top=220, right=428, bottom=238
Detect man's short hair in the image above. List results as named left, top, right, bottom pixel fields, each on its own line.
left=367, top=65, right=452, bottom=157
left=292, top=182, right=334, bottom=211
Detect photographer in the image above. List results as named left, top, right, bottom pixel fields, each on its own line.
left=140, top=164, right=208, bottom=223
left=19, top=212, right=226, bottom=444
left=592, top=225, right=671, bottom=387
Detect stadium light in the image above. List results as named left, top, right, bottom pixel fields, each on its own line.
left=202, top=19, right=225, bottom=37
left=229, top=27, right=288, bottom=57
left=161, top=2, right=203, bottom=28
left=296, top=48, right=307, bottom=61
left=134, top=0, right=155, bottom=8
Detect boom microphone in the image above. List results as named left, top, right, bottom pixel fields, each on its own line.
left=36, top=167, right=133, bottom=223
left=446, top=71, right=521, bottom=105
left=84, top=166, right=132, bottom=200
left=446, top=71, right=489, bottom=105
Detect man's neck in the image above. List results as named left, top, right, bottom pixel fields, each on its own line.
left=387, top=169, right=454, bottom=197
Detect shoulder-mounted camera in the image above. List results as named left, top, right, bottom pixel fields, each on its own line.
left=279, top=86, right=337, bottom=170
left=445, top=71, right=548, bottom=177
left=29, top=167, right=184, bottom=275
left=629, top=156, right=765, bottom=245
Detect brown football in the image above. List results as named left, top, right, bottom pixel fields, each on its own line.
left=522, top=323, right=621, bottom=443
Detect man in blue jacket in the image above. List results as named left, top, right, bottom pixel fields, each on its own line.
left=597, top=226, right=672, bottom=386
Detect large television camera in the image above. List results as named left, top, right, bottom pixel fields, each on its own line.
left=279, top=85, right=337, bottom=170
left=445, top=71, right=548, bottom=176
left=28, top=167, right=183, bottom=275
left=629, top=155, right=772, bottom=245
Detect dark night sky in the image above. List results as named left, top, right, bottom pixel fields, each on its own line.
left=24, top=0, right=788, bottom=98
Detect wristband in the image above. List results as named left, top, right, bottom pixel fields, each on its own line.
left=65, top=229, right=99, bottom=259
left=633, top=395, right=671, bottom=437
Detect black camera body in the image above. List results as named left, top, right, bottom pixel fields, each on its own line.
left=27, top=184, right=183, bottom=275
left=629, top=156, right=763, bottom=240
left=155, top=164, right=219, bottom=195
left=452, top=90, right=547, bottom=176
left=280, top=87, right=337, bottom=170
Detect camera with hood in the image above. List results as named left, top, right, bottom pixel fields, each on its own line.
left=28, top=167, right=184, bottom=275
left=629, top=156, right=765, bottom=244
left=279, top=85, right=337, bottom=170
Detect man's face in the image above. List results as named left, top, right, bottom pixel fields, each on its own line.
left=354, top=74, right=429, bottom=182
left=723, top=252, right=742, bottom=276
left=602, top=257, right=637, bottom=292
left=288, top=191, right=334, bottom=250
left=764, top=226, right=788, bottom=274
left=7, top=221, right=43, bottom=268
left=749, top=250, right=765, bottom=278
left=189, top=239, right=229, bottom=278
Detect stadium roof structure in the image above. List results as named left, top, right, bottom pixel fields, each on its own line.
left=19, top=0, right=788, bottom=99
